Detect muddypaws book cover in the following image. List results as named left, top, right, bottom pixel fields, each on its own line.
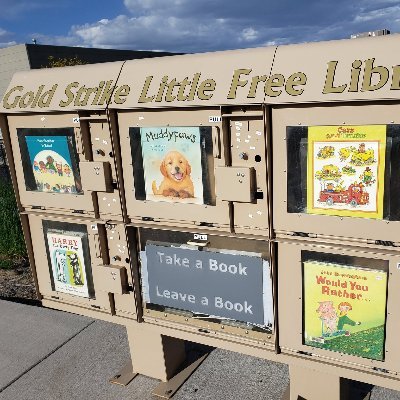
left=303, top=260, right=387, bottom=360
left=140, top=127, right=205, bottom=204
left=307, top=125, right=386, bottom=219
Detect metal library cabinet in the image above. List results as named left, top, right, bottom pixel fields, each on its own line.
left=115, top=105, right=270, bottom=236
left=25, top=213, right=138, bottom=322
left=2, top=33, right=400, bottom=399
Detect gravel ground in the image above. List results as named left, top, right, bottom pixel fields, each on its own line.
left=0, top=262, right=37, bottom=301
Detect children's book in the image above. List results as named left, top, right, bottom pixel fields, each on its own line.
left=307, top=125, right=386, bottom=219
left=47, top=231, right=89, bottom=298
left=139, top=127, right=205, bottom=204
left=303, top=260, right=387, bottom=360
left=24, top=135, right=82, bottom=194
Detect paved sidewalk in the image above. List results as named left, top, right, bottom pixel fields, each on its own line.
left=1, top=299, right=400, bottom=400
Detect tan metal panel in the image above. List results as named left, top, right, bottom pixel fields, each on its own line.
left=96, top=265, right=128, bottom=295
left=104, top=223, right=138, bottom=319
left=137, top=228, right=275, bottom=345
left=79, top=161, right=113, bottom=192
left=118, top=108, right=231, bottom=230
left=277, top=239, right=400, bottom=373
left=111, top=47, right=276, bottom=109
left=28, top=213, right=113, bottom=312
left=87, top=116, right=125, bottom=220
left=27, top=213, right=138, bottom=320
left=272, top=103, right=400, bottom=243
left=268, top=35, right=400, bottom=104
left=226, top=110, right=270, bottom=236
left=215, top=166, right=255, bottom=202
left=6, top=111, right=125, bottom=219
left=7, top=112, right=95, bottom=215
left=1, top=61, right=124, bottom=113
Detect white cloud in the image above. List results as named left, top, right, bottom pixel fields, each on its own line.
left=240, top=28, right=258, bottom=42
left=354, top=5, right=400, bottom=23
left=4, top=0, right=398, bottom=53
left=65, top=13, right=249, bottom=52
left=0, top=26, right=17, bottom=48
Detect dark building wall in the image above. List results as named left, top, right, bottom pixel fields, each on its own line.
left=26, top=44, right=178, bottom=69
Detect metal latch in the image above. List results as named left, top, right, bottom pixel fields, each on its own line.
left=79, top=161, right=113, bottom=192
left=96, top=265, right=129, bottom=295
left=297, top=351, right=313, bottom=356
left=186, top=240, right=209, bottom=248
left=373, top=367, right=390, bottom=374
left=368, top=239, right=398, bottom=247
left=215, top=166, right=255, bottom=203
left=292, top=232, right=317, bottom=238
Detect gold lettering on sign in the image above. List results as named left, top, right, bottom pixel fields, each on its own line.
left=264, top=74, right=285, bottom=97
left=362, top=58, right=389, bottom=92
left=285, top=72, right=307, bottom=96
left=2, top=84, right=58, bottom=109
left=323, top=58, right=399, bottom=95
left=391, top=66, right=400, bottom=90
left=197, top=79, right=216, bottom=100
left=228, top=69, right=308, bottom=99
left=138, top=72, right=214, bottom=103
left=4, top=55, right=400, bottom=110
left=113, top=85, right=130, bottom=104
left=227, top=69, right=252, bottom=99
left=348, top=60, right=362, bottom=92
left=139, top=76, right=155, bottom=103
left=59, top=82, right=79, bottom=107
left=323, top=61, right=347, bottom=94
left=3, top=86, right=24, bottom=109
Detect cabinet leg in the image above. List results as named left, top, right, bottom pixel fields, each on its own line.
left=282, top=364, right=371, bottom=400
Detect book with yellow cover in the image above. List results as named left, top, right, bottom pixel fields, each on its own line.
left=303, top=260, right=387, bottom=360
left=307, top=125, right=386, bottom=219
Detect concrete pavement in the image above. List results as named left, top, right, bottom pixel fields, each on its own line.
left=1, top=299, right=400, bottom=400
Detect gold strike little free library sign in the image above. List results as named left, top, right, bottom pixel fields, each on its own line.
left=3, top=58, right=400, bottom=110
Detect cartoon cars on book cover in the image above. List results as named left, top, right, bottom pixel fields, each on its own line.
left=307, top=125, right=386, bottom=219
left=47, top=231, right=89, bottom=298
left=139, top=127, right=205, bottom=204
left=303, top=260, right=387, bottom=361
left=25, top=135, right=82, bottom=194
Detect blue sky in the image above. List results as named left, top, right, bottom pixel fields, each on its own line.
left=0, top=0, right=399, bottom=52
